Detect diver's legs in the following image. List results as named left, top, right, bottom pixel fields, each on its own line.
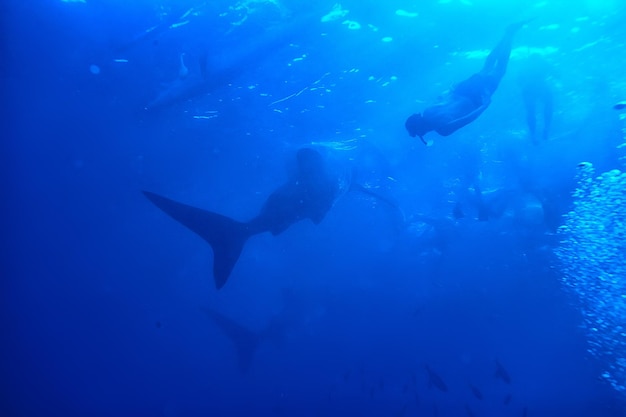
left=481, top=22, right=526, bottom=83
left=542, top=94, right=554, bottom=141
left=523, top=92, right=538, bottom=144
left=527, top=112, right=538, bottom=144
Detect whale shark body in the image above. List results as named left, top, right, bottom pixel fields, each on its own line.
left=143, top=148, right=339, bottom=289
left=145, top=17, right=313, bottom=110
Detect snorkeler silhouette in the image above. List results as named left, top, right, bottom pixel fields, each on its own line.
left=405, top=21, right=529, bottom=144
left=519, top=53, right=555, bottom=144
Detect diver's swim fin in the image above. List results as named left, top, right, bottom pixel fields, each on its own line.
left=142, top=191, right=250, bottom=289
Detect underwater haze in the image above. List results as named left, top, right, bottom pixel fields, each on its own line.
left=3, top=0, right=626, bottom=416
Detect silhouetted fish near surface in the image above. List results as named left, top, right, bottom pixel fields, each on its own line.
left=522, top=406, right=528, bottom=416
left=503, top=393, right=512, bottom=405
left=468, top=383, right=483, bottom=400
left=425, top=365, right=448, bottom=392
left=614, top=101, right=626, bottom=110
left=495, top=359, right=511, bottom=384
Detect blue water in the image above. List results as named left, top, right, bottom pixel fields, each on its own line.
left=3, top=0, right=626, bottom=416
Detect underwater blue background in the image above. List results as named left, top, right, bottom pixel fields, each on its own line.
left=3, top=0, right=626, bottom=416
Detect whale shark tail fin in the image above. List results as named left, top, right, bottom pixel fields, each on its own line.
left=202, top=308, right=260, bottom=373
left=142, top=191, right=250, bottom=289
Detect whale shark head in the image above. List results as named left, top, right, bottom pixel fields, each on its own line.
left=296, top=147, right=325, bottom=179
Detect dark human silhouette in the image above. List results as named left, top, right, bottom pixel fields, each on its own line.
left=405, top=21, right=528, bottom=144
left=519, top=53, right=554, bottom=144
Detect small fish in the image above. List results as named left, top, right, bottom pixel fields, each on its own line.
left=397, top=403, right=408, bottom=417
left=522, top=406, right=528, bottom=417
left=453, top=202, right=465, bottom=219
left=343, top=369, right=351, bottom=382
left=468, top=383, right=483, bottom=400
left=495, top=359, right=511, bottom=384
left=414, top=391, right=420, bottom=408
left=465, top=404, right=476, bottom=417
left=503, top=393, right=512, bottom=405
left=425, top=365, right=448, bottom=392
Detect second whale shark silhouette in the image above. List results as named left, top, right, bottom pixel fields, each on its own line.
left=145, top=12, right=321, bottom=110
left=144, top=147, right=347, bottom=290
left=202, top=288, right=313, bottom=373
left=203, top=307, right=261, bottom=373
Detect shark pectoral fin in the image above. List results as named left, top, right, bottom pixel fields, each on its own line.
left=142, top=191, right=250, bottom=289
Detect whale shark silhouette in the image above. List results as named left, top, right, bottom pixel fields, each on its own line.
left=202, top=288, right=311, bottom=373
left=143, top=148, right=339, bottom=289
left=145, top=15, right=317, bottom=110
left=203, top=307, right=261, bottom=374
